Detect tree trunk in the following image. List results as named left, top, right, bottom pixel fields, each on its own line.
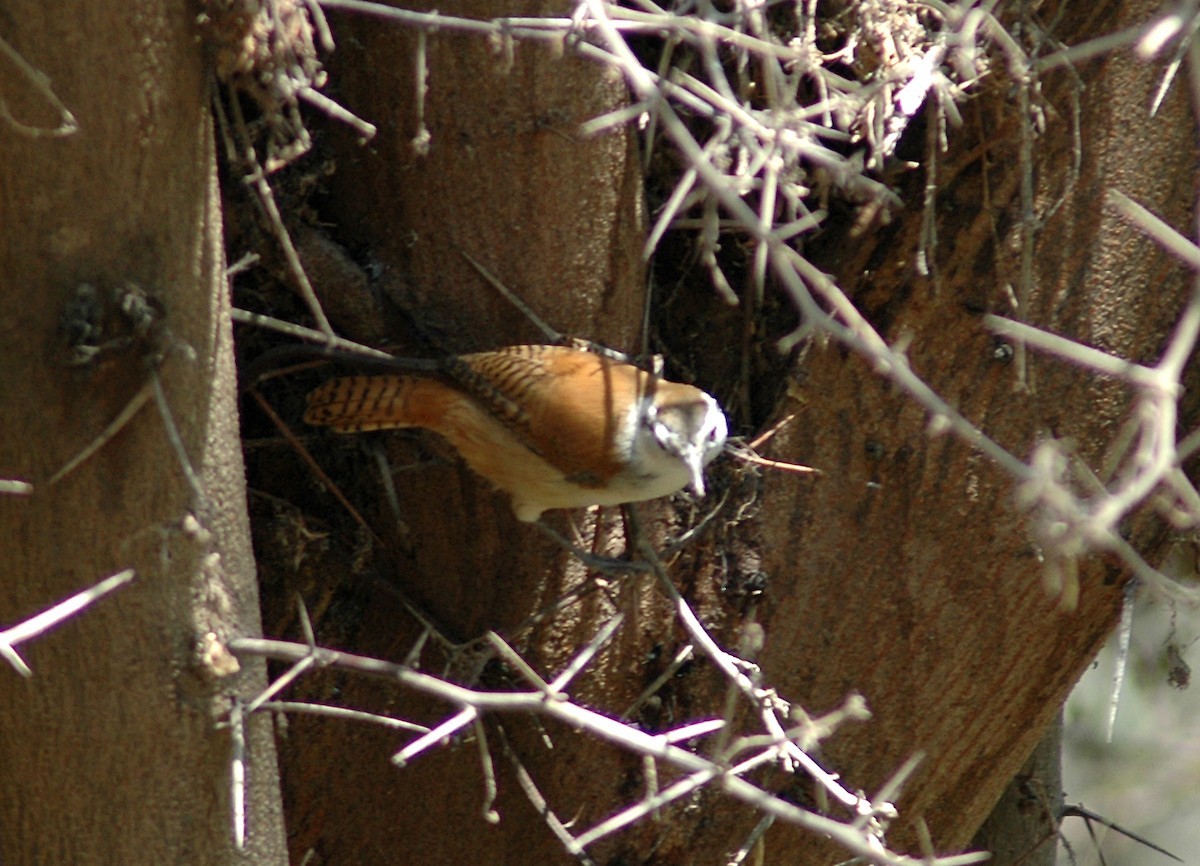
left=0, top=2, right=286, bottom=863
left=972, top=715, right=1063, bottom=866
left=2, top=0, right=1188, bottom=864
left=242, top=0, right=1197, bottom=863
left=767, top=1, right=1196, bottom=855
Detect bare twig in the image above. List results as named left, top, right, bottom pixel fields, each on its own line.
left=229, top=700, right=247, bottom=850
left=393, top=707, right=478, bottom=767
left=245, top=0, right=1199, bottom=859
left=0, top=568, right=135, bottom=676
left=230, top=308, right=394, bottom=366
left=228, top=634, right=988, bottom=865
left=497, top=725, right=598, bottom=865
left=624, top=507, right=868, bottom=810
left=1061, top=803, right=1183, bottom=863
left=0, top=33, right=79, bottom=137
left=45, top=380, right=154, bottom=487
left=213, top=89, right=334, bottom=335
left=459, top=249, right=562, bottom=343
left=0, top=478, right=34, bottom=496
left=260, top=700, right=431, bottom=734
left=150, top=368, right=206, bottom=508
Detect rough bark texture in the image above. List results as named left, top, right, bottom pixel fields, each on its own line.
left=236, top=1, right=1198, bottom=865
left=756, top=2, right=1196, bottom=856
left=972, top=714, right=1063, bottom=865
left=0, top=2, right=286, bottom=863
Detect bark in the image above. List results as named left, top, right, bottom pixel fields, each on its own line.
left=972, top=715, right=1063, bottom=866
left=0, top=2, right=286, bottom=863
left=235, top=1, right=1197, bottom=865
left=761, top=2, right=1196, bottom=855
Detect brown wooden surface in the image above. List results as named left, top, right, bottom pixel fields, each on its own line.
left=0, top=2, right=287, bottom=863
left=761, top=3, right=1196, bottom=851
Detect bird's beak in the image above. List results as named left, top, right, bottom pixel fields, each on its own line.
left=687, top=451, right=707, bottom=498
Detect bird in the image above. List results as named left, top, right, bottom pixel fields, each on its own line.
left=303, top=345, right=728, bottom=522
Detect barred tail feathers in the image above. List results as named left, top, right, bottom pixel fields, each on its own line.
left=303, top=375, right=460, bottom=433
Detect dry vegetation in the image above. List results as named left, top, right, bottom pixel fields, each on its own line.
left=5, top=0, right=1200, bottom=864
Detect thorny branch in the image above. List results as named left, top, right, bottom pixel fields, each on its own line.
left=288, top=0, right=1200, bottom=613
left=0, top=569, right=135, bottom=676
left=0, top=32, right=79, bottom=138
left=226, top=0, right=1200, bottom=860
left=227, top=630, right=986, bottom=866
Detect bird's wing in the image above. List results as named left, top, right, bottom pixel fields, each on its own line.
left=446, top=346, right=652, bottom=486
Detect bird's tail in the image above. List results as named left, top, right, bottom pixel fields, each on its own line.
left=304, top=375, right=455, bottom=433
